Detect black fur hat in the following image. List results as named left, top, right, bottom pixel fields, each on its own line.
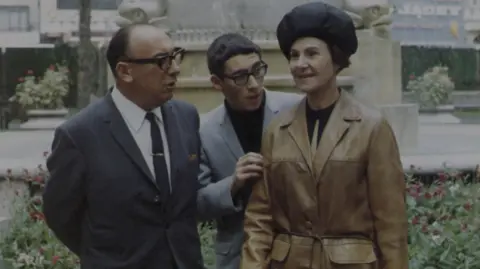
left=276, top=2, right=358, bottom=58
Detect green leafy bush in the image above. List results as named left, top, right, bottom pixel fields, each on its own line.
left=406, top=66, right=455, bottom=108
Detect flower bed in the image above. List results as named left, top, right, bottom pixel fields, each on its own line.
left=407, top=171, right=480, bottom=268
left=0, top=166, right=477, bottom=268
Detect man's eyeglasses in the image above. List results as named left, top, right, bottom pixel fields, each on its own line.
left=122, top=47, right=186, bottom=70
left=224, top=62, right=268, bottom=86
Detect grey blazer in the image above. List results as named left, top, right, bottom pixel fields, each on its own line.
left=197, top=90, right=303, bottom=269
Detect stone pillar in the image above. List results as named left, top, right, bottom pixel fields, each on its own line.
left=341, top=30, right=418, bottom=151
left=343, top=31, right=402, bottom=106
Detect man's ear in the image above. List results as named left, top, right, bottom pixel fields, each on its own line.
left=116, top=62, right=133, bottom=83
left=210, top=75, right=223, bottom=91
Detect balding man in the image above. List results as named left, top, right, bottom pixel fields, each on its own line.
left=43, top=24, right=204, bottom=269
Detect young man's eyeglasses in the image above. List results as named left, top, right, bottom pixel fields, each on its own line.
left=122, top=47, right=185, bottom=71
left=224, top=62, right=268, bottom=86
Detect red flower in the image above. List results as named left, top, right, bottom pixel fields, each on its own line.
left=421, top=224, right=428, bottom=233
left=30, top=212, right=45, bottom=221
left=33, top=198, right=42, bottom=206
left=407, top=183, right=423, bottom=198
left=52, top=256, right=60, bottom=265
left=411, top=216, right=420, bottom=225
left=437, top=172, right=447, bottom=182
left=26, top=70, right=33, bottom=75
left=464, top=202, right=472, bottom=211
left=18, top=77, right=24, bottom=82
left=433, top=187, right=445, bottom=198
left=34, top=176, right=44, bottom=183
left=409, top=74, right=415, bottom=80
left=49, top=65, right=55, bottom=71
left=424, top=192, right=432, bottom=199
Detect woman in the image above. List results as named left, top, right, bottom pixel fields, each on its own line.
left=240, top=2, right=408, bottom=269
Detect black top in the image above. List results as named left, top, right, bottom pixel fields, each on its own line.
left=306, top=100, right=335, bottom=147
left=225, top=92, right=266, bottom=205
left=225, top=92, right=266, bottom=154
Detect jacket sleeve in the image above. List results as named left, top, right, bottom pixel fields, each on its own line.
left=241, top=129, right=275, bottom=269
left=366, top=118, right=409, bottom=269
left=196, top=144, right=243, bottom=221
left=43, top=126, right=86, bottom=255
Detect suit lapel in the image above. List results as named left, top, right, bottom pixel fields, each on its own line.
left=218, top=90, right=282, bottom=160
left=219, top=107, right=244, bottom=160
left=262, top=99, right=276, bottom=130
left=161, top=102, right=183, bottom=190
left=312, top=93, right=361, bottom=182
left=103, top=95, right=157, bottom=188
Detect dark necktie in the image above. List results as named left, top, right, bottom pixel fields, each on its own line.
left=145, top=112, right=170, bottom=200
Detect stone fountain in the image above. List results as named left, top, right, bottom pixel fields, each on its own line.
left=108, top=0, right=419, bottom=150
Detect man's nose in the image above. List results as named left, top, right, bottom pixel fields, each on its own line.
left=168, top=60, right=181, bottom=75
left=246, top=75, right=259, bottom=89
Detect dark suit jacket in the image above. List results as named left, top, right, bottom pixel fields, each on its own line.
left=42, top=93, right=204, bottom=269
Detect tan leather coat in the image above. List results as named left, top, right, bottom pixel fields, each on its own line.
left=241, top=92, right=408, bottom=269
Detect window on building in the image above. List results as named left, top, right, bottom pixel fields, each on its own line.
left=0, top=6, right=30, bottom=32
left=57, top=0, right=123, bottom=10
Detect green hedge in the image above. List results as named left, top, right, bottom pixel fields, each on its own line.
left=401, top=46, right=479, bottom=91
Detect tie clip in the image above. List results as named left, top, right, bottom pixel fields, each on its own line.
left=151, top=152, right=164, bottom=157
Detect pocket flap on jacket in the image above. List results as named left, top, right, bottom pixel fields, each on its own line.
left=270, top=238, right=291, bottom=262
left=322, top=238, right=377, bottom=264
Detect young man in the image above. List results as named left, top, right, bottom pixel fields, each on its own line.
left=196, top=33, right=302, bottom=269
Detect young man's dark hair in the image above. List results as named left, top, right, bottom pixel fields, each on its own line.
left=206, top=33, right=262, bottom=78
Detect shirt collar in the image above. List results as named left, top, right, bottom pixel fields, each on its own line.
left=111, top=86, right=163, bottom=132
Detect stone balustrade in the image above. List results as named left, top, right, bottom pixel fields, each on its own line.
left=170, top=28, right=278, bottom=46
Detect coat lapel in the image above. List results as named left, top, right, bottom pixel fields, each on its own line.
left=103, top=94, right=157, bottom=188
left=312, top=92, right=361, bottom=182
left=284, top=99, right=314, bottom=173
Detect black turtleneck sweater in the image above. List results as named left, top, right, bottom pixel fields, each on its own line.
left=225, top=93, right=266, bottom=206
left=306, top=100, right=336, bottom=147
left=225, top=94, right=266, bottom=154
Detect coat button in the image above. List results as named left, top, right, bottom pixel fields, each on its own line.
left=154, top=195, right=160, bottom=203
left=306, top=221, right=313, bottom=230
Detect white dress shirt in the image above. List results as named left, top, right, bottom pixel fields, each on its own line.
left=111, top=87, right=171, bottom=188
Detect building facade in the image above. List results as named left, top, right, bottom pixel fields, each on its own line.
left=40, top=0, right=120, bottom=43
left=0, top=0, right=40, bottom=46
left=391, top=0, right=480, bottom=47
left=4, top=0, right=480, bottom=47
